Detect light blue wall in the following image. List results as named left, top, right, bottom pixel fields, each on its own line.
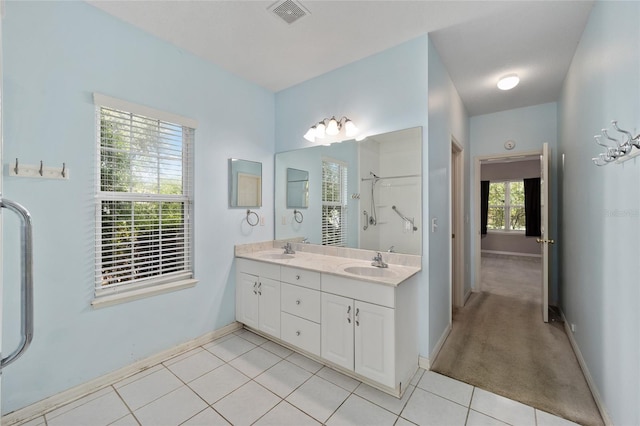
left=275, top=37, right=432, bottom=355
left=427, top=39, right=470, bottom=352
left=469, top=103, right=559, bottom=302
left=2, top=1, right=274, bottom=413
left=558, top=1, right=639, bottom=424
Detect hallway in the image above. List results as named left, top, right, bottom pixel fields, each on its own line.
left=432, top=255, right=602, bottom=425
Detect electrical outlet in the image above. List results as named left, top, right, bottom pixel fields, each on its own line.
left=570, top=323, right=576, bottom=332
left=260, top=216, right=265, bottom=226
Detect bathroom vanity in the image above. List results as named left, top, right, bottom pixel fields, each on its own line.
left=235, top=241, right=420, bottom=397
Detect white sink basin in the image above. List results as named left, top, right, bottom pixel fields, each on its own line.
left=343, top=265, right=397, bottom=278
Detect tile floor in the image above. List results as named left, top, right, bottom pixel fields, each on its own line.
left=17, top=329, right=580, bottom=426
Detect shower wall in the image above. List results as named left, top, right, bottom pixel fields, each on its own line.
left=358, top=132, right=421, bottom=254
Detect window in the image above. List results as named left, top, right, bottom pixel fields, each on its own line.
left=94, top=94, right=195, bottom=297
left=322, top=159, right=348, bottom=246
left=487, top=180, right=525, bottom=231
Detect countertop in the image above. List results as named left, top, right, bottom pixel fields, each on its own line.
left=236, top=248, right=421, bottom=287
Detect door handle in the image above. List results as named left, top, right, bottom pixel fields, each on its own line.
left=536, top=238, right=556, bottom=244
left=0, top=198, right=34, bottom=369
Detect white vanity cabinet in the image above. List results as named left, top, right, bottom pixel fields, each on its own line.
left=236, top=259, right=281, bottom=338
left=235, top=254, right=418, bottom=397
left=321, top=273, right=415, bottom=391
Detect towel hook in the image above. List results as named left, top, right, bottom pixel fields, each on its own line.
left=246, top=209, right=259, bottom=227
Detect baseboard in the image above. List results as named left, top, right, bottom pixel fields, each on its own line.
left=419, top=355, right=430, bottom=370
left=419, top=323, right=452, bottom=371
left=560, top=310, right=613, bottom=426
left=481, top=250, right=541, bottom=258
left=2, top=322, right=243, bottom=426
left=463, top=288, right=472, bottom=304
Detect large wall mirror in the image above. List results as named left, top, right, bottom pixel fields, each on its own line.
left=229, top=158, right=262, bottom=208
left=275, top=127, right=422, bottom=255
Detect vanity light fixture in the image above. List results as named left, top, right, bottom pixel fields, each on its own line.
left=497, top=74, right=520, bottom=90
left=303, top=116, right=358, bottom=143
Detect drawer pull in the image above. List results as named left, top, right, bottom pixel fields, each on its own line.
left=296, top=330, right=301, bottom=336
left=296, top=299, right=301, bottom=305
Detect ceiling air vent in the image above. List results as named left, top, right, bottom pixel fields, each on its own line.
left=268, top=0, right=310, bottom=25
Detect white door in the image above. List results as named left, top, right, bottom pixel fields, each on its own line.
left=237, top=272, right=259, bottom=329
left=321, top=293, right=354, bottom=370
left=539, top=143, right=552, bottom=322
left=354, top=301, right=395, bottom=387
left=0, top=11, right=4, bottom=408
left=258, top=277, right=280, bottom=337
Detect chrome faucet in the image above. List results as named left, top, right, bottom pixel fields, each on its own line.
left=371, top=252, right=388, bottom=268
left=282, top=242, right=295, bottom=254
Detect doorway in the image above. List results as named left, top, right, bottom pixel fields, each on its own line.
left=473, top=147, right=551, bottom=322
left=450, top=139, right=464, bottom=312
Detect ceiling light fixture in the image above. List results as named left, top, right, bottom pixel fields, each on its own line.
left=304, top=116, right=358, bottom=143
left=497, top=74, right=520, bottom=91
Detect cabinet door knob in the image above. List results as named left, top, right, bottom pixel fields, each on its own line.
left=296, top=330, right=301, bottom=336
left=296, top=299, right=301, bottom=305
left=295, top=275, right=300, bottom=280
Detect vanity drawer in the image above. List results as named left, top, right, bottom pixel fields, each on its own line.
left=237, top=258, right=280, bottom=280
left=281, top=312, right=320, bottom=356
left=281, top=283, right=321, bottom=323
left=281, top=266, right=321, bottom=290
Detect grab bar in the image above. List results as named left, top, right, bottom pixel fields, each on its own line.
left=391, top=205, right=418, bottom=231
left=0, top=198, right=34, bottom=369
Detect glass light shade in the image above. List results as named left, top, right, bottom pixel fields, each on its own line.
left=303, top=126, right=316, bottom=142
left=316, top=122, right=326, bottom=138
left=344, top=119, right=358, bottom=137
left=497, top=74, right=519, bottom=91
left=326, top=117, right=340, bottom=136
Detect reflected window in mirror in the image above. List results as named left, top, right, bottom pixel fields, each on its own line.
left=322, top=159, right=348, bottom=246
left=286, top=168, right=309, bottom=208
left=229, top=158, right=262, bottom=208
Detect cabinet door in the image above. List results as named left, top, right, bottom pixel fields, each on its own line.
left=237, top=272, right=259, bottom=329
left=354, top=300, right=395, bottom=388
left=321, top=293, right=354, bottom=371
left=258, top=277, right=281, bottom=338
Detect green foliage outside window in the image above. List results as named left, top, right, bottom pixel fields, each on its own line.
left=487, top=180, right=525, bottom=231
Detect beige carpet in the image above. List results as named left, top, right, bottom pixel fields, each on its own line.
left=432, top=255, right=603, bottom=426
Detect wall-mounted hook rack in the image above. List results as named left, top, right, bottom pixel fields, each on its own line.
left=592, top=121, right=640, bottom=166
left=9, top=159, right=69, bottom=180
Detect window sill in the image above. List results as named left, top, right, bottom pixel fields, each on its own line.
left=91, top=278, right=198, bottom=309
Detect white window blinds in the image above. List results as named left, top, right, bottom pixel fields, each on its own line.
left=322, top=159, right=348, bottom=246
left=95, top=103, right=194, bottom=293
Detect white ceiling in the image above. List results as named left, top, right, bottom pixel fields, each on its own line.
left=88, top=0, right=594, bottom=116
